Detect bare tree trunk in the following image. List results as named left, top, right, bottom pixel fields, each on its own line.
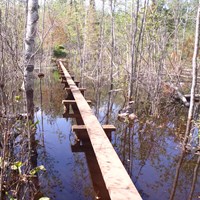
left=128, top=0, right=139, bottom=101
left=73, top=3, right=84, bottom=87
left=81, top=8, right=88, bottom=87
left=39, top=0, right=46, bottom=72
left=106, top=0, right=115, bottom=123
left=183, top=2, right=200, bottom=146
left=173, top=0, right=180, bottom=57
left=24, top=0, right=39, bottom=117
left=170, top=4, right=200, bottom=199
left=0, top=9, right=5, bottom=101
left=135, top=0, right=148, bottom=107
left=24, top=2, right=39, bottom=196
left=95, top=0, right=105, bottom=117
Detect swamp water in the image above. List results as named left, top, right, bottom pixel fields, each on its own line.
left=33, top=69, right=200, bottom=200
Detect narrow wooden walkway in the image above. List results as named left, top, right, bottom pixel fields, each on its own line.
left=57, top=60, right=142, bottom=200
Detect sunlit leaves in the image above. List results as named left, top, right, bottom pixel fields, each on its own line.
left=11, top=161, right=23, bottom=175
left=15, top=95, right=21, bottom=102
left=29, top=165, right=46, bottom=175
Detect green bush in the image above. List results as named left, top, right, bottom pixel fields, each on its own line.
left=53, top=70, right=59, bottom=81
left=53, top=45, right=67, bottom=58
left=58, top=45, right=65, bottom=50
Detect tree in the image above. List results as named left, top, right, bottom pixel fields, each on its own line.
left=24, top=0, right=39, bottom=117
left=128, top=0, right=140, bottom=101
left=106, top=0, right=116, bottom=123
left=23, top=1, right=40, bottom=199
left=184, top=1, right=200, bottom=147
left=169, top=2, right=200, bottom=199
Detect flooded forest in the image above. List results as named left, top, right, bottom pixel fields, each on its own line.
left=0, top=0, right=200, bottom=200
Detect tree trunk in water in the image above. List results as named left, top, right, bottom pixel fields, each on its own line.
left=24, top=0, right=39, bottom=118
left=24, top=1, right=39, bottom=198
left=183, top=2, right=200, bottom=146
left=170, top=4, right=200, bottom=200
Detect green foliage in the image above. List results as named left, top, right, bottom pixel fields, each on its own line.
left=53, top=45, right=67, bottom=58
left=30, top=120, right=39, bottom=128
left=29, top=165, right=46, bottom=175
left=11, top=161, right=23, bottom=174
left=24, top=120, right=39, bottom=132
left=0, top=157, right=2, bottom=168
left=15, top=95, right=21, bottom=102
left=53, top=70, right=59, bottom=81
left=58, top=45, right=65, bottom=50
left=5, top=192, right=17, bottom=200
left=11, top=161, right=46, bottom=176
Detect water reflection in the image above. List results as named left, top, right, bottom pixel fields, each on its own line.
left=71, top=144, right=110, bottom=199
left=33, top=68, right=200, bottom=200
left=84, top=76, right=200, bottom=200
left=170, top=151, right=200, bottom=200
left=60, top=68, right=111, bottom=199
left=188, top=155, right=200, bottom=200
left=34, top=69, right=99, bottom=200
left=113, top=107, right=200, bottom=200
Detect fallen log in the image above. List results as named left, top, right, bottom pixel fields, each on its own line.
left=184, top=94, right=200, bottom=101
left=166, top=83, right=190, bottom=107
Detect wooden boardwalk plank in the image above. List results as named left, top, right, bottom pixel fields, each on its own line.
left=62, top=100, right=91, bottom=105
left=59, top=61, right=142, bottom=200
left=72, top=124, right=116, bottom=131
left=63, top=113, right=81, bottom=118
left=72, top=124, right=115, bottom=141
left=65, top=87, right=86, bottom=91
left=61, top=80, right=80, bottom=85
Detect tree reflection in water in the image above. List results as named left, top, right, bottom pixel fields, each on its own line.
left=34, top=69, right=95, bottom=200
left=77, top=75, right=200, bottom=200
left=26, top=68, right=200, bottom=200
left=112, top=103, right=200, bottom=200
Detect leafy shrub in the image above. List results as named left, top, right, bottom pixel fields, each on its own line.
left=53, top=45, right=67, bottom=58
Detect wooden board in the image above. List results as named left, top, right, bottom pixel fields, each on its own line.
left=72, top=124, right=116, bottom=131
left=59, top=60, right=142, bottom=200
left=62, top=113, right=81, bottom=118
left=61, top=80, right=80, bottom=85
left=62, top=100, right=91, bottom=105
left=65, top=87, right=86, bottom=91
left=72, top=124, right=115, bottom=141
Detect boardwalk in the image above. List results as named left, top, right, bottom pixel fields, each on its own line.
left=57, top=60, right=142, bottom=200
